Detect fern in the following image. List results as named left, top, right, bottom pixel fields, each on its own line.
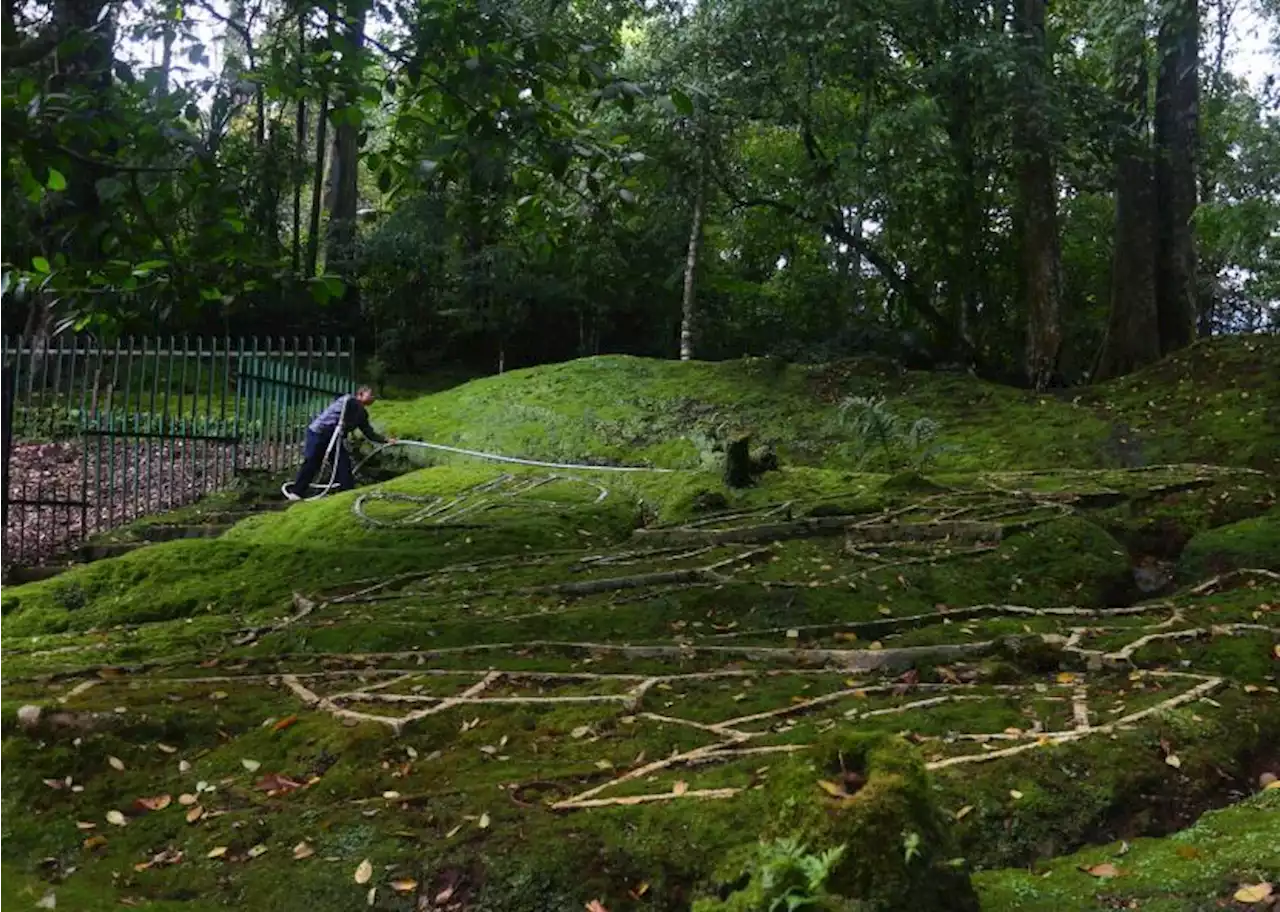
left=838, top=396, right=949, bottom=471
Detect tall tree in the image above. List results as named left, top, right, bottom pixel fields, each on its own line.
left=323, top=0, right=368, bottom=292
left=1153, top=0, right=1200, bottom=352
left=1095, top=0, right=1162, bottom=380
left=1013, top=0, right=1064, bottom=389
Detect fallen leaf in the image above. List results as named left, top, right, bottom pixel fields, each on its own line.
left=107, top=756, right=125, bottom=771
left=817, top=780, right=851, bottom=799
left=1266, top=780, right=1280, bottom=791
left=1009, top=790, right=1024, bottom=800
left=571, top=725, right=592, bottom=739
left=445, top=824, right=462, bottom=838
left=178, top=793, right=198, bottom=806
left=255, top=773, right=303, bottom=794
left=1165, top=753, right=1182, bottom=769
left=478, top=812, right=491, bottom=829
left=390, top=879, right=418, bottom=894
left=955, top=805, right=974, bottom=820
left=383, top=790, right=401, bottom=800
left=785, top=628, right=800, bottom=639
left=1175, top=845, right=1201, bottom=860
left=75, top=821, right=96, bottom=831
left=135, top=794, right=172, bottom=812
left=83, top=835, right=108, bottom=850
left=673, top=780, right=688, bottom=796
left=272, top=715, right=299, bottom=732
left=43, top=779, right=65, bottom=790
left=156, top=743, right=177, bottom=754
left=241, top=759, right=261, bottom=773
left=206, top=846, right=228, bottom=859
left=367, top=887, right=377, bottom=907
left=1234, top=883, right=1273, bottom=904
left=1056, top=672, right=1077, bottom=685
left=1244, top=684, right=1260, bottom=693
left=247, top=844, right=268, bottom=859
left=106, top=810, right=128, bottom=827
left=293, top=842, right=314, bottom=860
left=1083, top=863, right=1120, bottom=878
left=36, top=891, right=56, bottom=909
left=211, top=691, right=228, bottom=701
left=586, top=901, right=610, bottom=912
left=185, top=805, right=204, bottom=824
left=595, top=759, right=613, bottom=770
left=355, top=859, right=373, bottom=884
left=178, top=760, right=192, bottom=773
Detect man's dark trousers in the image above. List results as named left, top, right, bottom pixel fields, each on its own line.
left=292, top=428, right=354, bottom=495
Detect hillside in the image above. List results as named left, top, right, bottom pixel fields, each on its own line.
left=375, top=335, right=1280, bottom=473
left=2, top=336, right=1278, bottom=912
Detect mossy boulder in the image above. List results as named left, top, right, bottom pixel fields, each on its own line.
left=1176, top=507, right=1280, bottom=581
left=702, top=733, right=978, bottom=912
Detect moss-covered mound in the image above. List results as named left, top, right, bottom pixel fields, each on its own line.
left=2, top=339, right=1278, bottom=912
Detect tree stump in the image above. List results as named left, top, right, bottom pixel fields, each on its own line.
left=723, top=436, right=753, bottom=488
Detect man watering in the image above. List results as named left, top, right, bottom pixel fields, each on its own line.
left=284, top=386, right=396, bottom=500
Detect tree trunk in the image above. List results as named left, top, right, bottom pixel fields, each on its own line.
left=323, top=2, right=368, bottom=285
left=1095, top=0, right=1160, bottom=381
left=679, top=154, right=706, bottom=361
left=1154, top=0, right=1199, bottom=354
left=304, top=87, right=330, bottom=279
left=1013, top=0, right=1064, bottom=390
left=291, top=13, right=307, bottom=275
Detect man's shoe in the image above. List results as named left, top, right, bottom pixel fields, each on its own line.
left=282, top=484, right=302, bottom=502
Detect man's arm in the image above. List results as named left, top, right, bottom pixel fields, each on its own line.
left=343, top=398, right=391, bottom=445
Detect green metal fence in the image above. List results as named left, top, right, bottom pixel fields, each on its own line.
left=2, top=335, right=355, bottom=567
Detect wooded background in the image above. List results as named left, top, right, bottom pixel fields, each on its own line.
left=3, top=0, right=1277, bottom=387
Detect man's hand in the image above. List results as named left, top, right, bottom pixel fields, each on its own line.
left=387, top=437, right=399, bottom=445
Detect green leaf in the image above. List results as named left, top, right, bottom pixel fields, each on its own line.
left=308, top=277, right=332, bottom=304
left=377, top=168, right=392, bottom=193
left=32, top=256, right=51, bottom=274
left=46, top=168, right=67, bottom=191
left=95, top=177, right=126, bottom=202
left=671, top=89, right=694, bottom=116
left=322, top=276, right=345, bottom=298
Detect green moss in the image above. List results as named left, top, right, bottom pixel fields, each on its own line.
left=1177, top=507, right=1280, bottom=581
left=700, top=733, right=977, bottom=912
left=975, top=789, right=1280, bottom=911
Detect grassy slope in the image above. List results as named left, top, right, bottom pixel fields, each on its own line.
left=2, top=336, right=1279, bottom=912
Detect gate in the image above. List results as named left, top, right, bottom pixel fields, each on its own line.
left=1, top=336, right=355, bottom=568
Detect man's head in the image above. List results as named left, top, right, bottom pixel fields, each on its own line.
left=355, top=385, right=377, bottom=406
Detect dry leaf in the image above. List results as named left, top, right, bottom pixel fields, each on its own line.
left=255, top=773, right=303, bottom=794
left=75, top=821, right=96, bottom=831
left=247, top=844, right=268, bottom=859
left=586, top=901, right=610, bottom=912
left=177, top=794, right=198, bottom=806
left=366, top=887, right=377, bottom=907
left=1234, top=883, right=1273, bottom=904
left=629, top=882, right=651, bottom=900
left=954, top=805, right=974, bottom=820
left=785, top=628, right=800, bottom=639
left=43, top=778, right=64, bottom=790
left=36, top=891, right=56, bottom=910
left=135, top=794, right=172, bottom=812
left=1083, top=863, right=1120, bottom=878
left=292, top=842, right=314, bottom=860
left=571, top=725, right=592, bottom=739
left=1009, top=790, right=1024, bottom=800
left=382, top=791, right=402, bottom=800
left=673, top=780, right=688, bottom=796
left=354, top=859, right=374, bottom=884
left=83, top=835, right=108, bottom=850
left=478, top=812, right=491, bottom=829
left=1266, top=780, right=1280, bottom=791
left=1175, top=846, right=1201, bottom=860
left=1056, top=672, right=1077, bottom=685
left=206, top=846, right=228, bottom=859
left=156, top=743, right=177, bottom=754
left=390, top=879, right=418, bottom=894
left=1165, top=753, right=1182, bottom=769
left=106, top=810, right=128, bottom=827
left=272, top=715, right=299, bottom=732
left=179, top=760, right=192, bottom=773
left=817, top=780, right=850, bottom=799
left=107, top=756, right=125, bottom=771
left=1244, top=684, right=1260, bottom=693
left=185, top=805, right=204, bottom=824
left=241, top=759, right=261, bottom=772
left=595, top=759, right=614, bottom=770
left=445, top=824, right=463, bottom=838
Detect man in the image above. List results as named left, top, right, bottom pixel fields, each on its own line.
left=285, top=386, right=397, bottom=500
